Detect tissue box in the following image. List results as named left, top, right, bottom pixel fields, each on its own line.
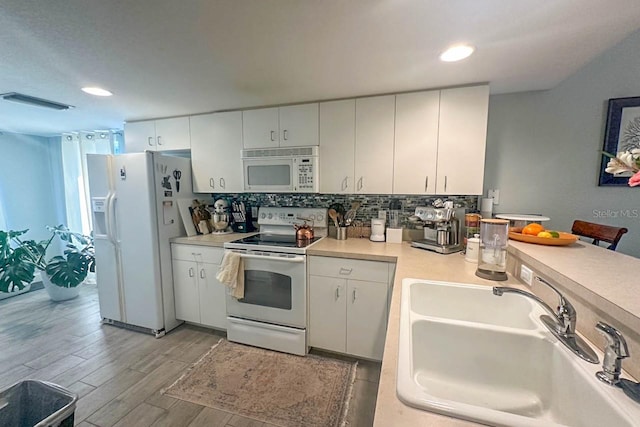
left=386, top=227, right=403, bottom=244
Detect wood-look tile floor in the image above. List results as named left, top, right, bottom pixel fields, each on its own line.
left=0, top=284, right=380, bottom=427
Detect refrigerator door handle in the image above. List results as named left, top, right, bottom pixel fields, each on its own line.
left=108, top=193, right=119, bottom=245
left=104, top=192, right=114, bottom=244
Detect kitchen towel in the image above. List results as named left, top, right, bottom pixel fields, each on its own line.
left=216, top=251, right=245, bottom=299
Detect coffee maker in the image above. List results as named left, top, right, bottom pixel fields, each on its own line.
left=411, top=202, right=465, bottom=254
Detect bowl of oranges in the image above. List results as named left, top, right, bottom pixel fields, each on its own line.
left=509, top=223, right=579, bottom=246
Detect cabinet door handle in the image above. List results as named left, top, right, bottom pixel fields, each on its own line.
left=209, top=178, right=215, bottom=189
left=339, top=267, right=352, bottom=275
left=341, top=177, right=348, bottom=191
left=357, top=177, right=363, bottom=191
left=200, top=269, right=205, bottom=279
left=352, top=288, right=357, bottom=303
left=425, top=176, right=428, bottom=192
left=147, top=137, right=154, bottom=146
left=157, top=136, right=162, bottom=146
left=444, top=175, right=448, bottom=192
left=188, top=267, right=194, bottom=278
left=335, top=286, right=340, bottom=300
left=270, top=130, right=276, bottom=141
left=283, top=129, right=288, bottom=140
left=220, top=177, right=225, bottom=188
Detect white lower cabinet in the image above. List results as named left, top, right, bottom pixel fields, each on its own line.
left=309, top=256, right=392, bottom=360
left=171, top=244, right=227, bottom=330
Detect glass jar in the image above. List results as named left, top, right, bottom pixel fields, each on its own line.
left=476, top=219, right=509, bottom=281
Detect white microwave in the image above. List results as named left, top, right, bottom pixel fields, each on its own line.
left=242, top=146, right=319, bottom=193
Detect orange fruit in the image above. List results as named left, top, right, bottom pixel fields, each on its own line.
left=522, top=223, right=545, bottom=236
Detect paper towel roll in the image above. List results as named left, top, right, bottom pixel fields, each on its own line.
left=480, top=198, right=493, bottom=218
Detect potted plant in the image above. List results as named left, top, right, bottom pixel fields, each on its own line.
left=0, top=229, right=40, bottom=294
left=0, top=226, right=95, bottom=301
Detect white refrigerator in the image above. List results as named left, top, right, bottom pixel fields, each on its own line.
left=87, top=151, right=194, bottom=337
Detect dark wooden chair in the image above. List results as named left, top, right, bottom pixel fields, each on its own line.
left=571, top=220, right=628, bottom=251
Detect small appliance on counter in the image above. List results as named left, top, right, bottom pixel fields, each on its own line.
left=411, top=201, right=465, bottom=254
left=386, top=198, right=403, bottom=243
left=211, top=198, right=233, bottom=234
left=370, top=218, right=386, bottom=242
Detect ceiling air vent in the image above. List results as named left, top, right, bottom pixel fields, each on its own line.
left=0, top=92, right=74, bottom=110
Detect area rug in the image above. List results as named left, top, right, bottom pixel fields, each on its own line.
left=163, top=339, right=357, bottom=427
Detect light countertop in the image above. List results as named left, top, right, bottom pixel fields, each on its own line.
left=170, top=232, right=258, bottom=247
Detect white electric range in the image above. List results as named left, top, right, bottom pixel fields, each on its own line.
left=223, top=207, right=327, bottom=355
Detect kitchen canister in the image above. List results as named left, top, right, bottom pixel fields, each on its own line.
left=465, top=233, right=480, bottom=263
left=336, top=226, right=348, bottom=240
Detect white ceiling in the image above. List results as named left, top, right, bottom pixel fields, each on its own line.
left=2, top=0, right=640, bottom=137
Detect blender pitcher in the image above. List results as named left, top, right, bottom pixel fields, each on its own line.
left=476, top=219, right=509, bottom=281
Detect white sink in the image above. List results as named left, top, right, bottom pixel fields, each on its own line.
left=397, top=279, right=640, bottom=427
left=408, top=280, right=540, bottom=329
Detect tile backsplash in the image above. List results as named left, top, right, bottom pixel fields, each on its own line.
left=211, top=193, right=479, bottom=228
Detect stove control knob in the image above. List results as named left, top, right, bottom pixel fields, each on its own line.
left=309, top=214, right=315, bottom=221
left=260, top=213, right=266, bottom=219
left=317, top=214, right=324, bottom=222
left=268, top=213, right=273, bottom=219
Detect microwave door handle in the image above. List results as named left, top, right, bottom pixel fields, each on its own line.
left=239, top=254, right=305, bottom=263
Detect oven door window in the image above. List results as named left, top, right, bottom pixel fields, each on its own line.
left=240, top=270, right=292, bottom=310
left=247, top=164, right=291, bottom=186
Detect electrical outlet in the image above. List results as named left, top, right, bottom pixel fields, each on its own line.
left=378, top=210, right=387, bottom=220
left=520, top=264, right=533, bottom=286
left=488, top=189, right=500, bottom=205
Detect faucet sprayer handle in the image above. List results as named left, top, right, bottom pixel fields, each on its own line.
left=596, top=321, right=629, bottom=386
left=596, top=322, right=629, bottom=358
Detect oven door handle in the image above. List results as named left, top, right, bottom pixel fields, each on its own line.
left=239, top=253, right=306, bottom=263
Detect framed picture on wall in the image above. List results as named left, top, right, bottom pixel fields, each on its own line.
left=599, top=96, right=640, bottom=186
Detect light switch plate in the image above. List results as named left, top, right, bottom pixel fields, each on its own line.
left=520, top=264, right=533, bottom=286
left=488, top=189, right=500, bottom=205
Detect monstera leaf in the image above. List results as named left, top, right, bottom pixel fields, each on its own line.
left=0, top=244, right=37, bottom=293
left=45, top=243, right=94, bottom=288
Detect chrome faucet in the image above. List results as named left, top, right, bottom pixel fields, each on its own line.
left=493, top=276, right=599, bottom=364
left=596, top=321, right=629, bottom=385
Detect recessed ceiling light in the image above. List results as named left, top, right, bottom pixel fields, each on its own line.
left=82, top=87, right=113, bottom=96
left=440, top=45, right=475, bottom=62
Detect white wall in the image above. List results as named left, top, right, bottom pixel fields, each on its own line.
left=0, top=132, right=66, bottom=245
left=484, top=30, right=640, bottom=257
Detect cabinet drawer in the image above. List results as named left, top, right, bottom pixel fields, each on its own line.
left=171, top=244, right=224, bottom=264
left=309, top=256, right=389, bottom=283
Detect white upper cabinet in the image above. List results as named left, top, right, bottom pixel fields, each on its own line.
left=190, top=111, right=243, bottom=193
left=354, top=95, right=395, bottom=194
left=154, top=117, right=191, bottom=151
left=124, top=121, right=157, bottom=152
left=243, top=104, right=319, bottom=149
left=242, top=107, right=279, bottom=149
left=393, top=91, right=440, bottom=194
left=124, top=117, right=190, bottom=153
left=436, top=85, right=489, bottom=195
left=279, top=103, right=319, bottom=147
left=319, top=100, right=356, bottom=193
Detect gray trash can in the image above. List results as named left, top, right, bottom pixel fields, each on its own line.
left=0, top=380, right=77, bottom=427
